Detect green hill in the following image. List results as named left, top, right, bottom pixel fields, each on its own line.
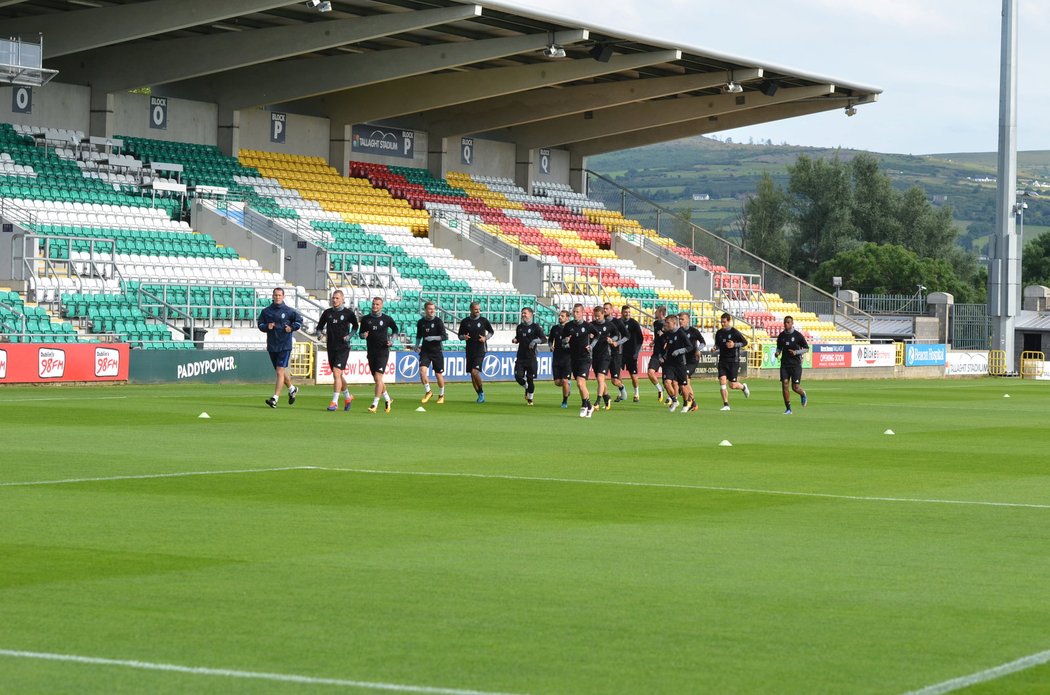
left=589, top=137, right=1050, bottom=253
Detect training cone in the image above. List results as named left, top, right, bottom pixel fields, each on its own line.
left=718, top=440, right=732, bottom=447
left=884, top=429, right=895, bottom=435
left=198, top=412, right=210, bottom=419
left=416, top=407, right=426, bottom=412
left=1004, top=394, right=1011, bottom=398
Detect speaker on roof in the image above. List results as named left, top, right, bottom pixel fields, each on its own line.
left=589, top=45, right=614, bottom=63
left=759, top=80, right=779, bottom=97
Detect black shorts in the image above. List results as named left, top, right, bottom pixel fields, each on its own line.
left=327, top=347, right=350, bottom=371
left=780, top=363, right=803, bottom=384
left=419, top=350, right=444, bottom=374
left=717, top=361, right=740, bottom=382
left=592, top=354, right=612, bottom=376
left=624, top=352, right=640, bottom=375
left=570, top=357, right=592, bottom=380
left=609, top=351, right=623, bottom=376
left=647, top=353, right=662, bottom=372
left=684, top=361, right=698, bottom=378
left=367, top=349, right=389, bottom=375
left=663, top=361, right=688, bottom=386
left=552, top=355, right=572, bottom=380
left=465, top=346, right=485, bottom=372
left=515, top=354, right=538, bottom=380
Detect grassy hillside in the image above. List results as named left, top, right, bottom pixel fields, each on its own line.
left=589, top=137, right=1050, bottom=253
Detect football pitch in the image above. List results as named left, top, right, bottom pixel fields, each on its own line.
left=1, top=378, right=1049, bottom=694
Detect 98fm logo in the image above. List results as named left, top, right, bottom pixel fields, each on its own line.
left=95, top=347, right=120, bottom=377
left=38, top=348, right=66, bottom=379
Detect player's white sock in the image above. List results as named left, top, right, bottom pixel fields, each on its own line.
left=372, top=397, right=380, bottom=407
left=273, top=392, right=280, bottom=400
left=424, top=384, right=432, bottom=393
left=332, top=391, right=340, bottom=402
left=439, top=387, right=445, bottom=396
left=657, top=384, right=664, bottom=395
left=383, top=392, right=391, bottom=403
left=634, top=387, right=639, bottom=396
left=342, top=389, right=351, bottom=399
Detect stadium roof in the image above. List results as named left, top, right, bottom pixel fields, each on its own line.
left=3, top=0, right=882, bottom=155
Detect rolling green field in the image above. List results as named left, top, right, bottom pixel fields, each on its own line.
left=2, top=379, right=1049, bottom=694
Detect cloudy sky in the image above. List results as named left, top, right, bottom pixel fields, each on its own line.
left=506, top=0, right=1050, bottom=155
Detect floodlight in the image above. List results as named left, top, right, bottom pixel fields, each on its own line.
left=721, top=82, right=743, bottom=94
left=543, top=44, right=566, bottom=58
left=845, top=105, right=858, bottom=117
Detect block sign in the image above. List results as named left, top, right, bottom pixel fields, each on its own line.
left=461, top=137, right=474, bottom=166
left=150, top=96, right=168, bottom=130
left=12, top=86, right=32, bottom=114
left=270, top=111, right=287, bottom=144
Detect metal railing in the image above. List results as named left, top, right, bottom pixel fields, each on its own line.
left=584, top=169, right=874, bottom=340
left=858, top=293, right=928, bottom=315
left=327, top=251, right=402, bottom=305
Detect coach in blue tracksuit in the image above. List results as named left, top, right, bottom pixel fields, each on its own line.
left=257, top=287, right=303, bottom=409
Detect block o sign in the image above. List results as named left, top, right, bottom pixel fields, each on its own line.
left=12, top=86, right=32, bottom=114
left=150, top=96, right=168, bottom=130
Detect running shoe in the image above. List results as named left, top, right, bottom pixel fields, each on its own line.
left=742, top=383, right=751, bottom=399
left=288, top=386, right=298, bottom=405
left=421, top=391, right=433, bottom=404
left=265, top=396, right=277, bottom=409
left=343, top=395, right=354, bottom=412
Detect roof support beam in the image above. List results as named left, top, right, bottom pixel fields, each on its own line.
left=304, top=49, right=681, bottom=128
left=5, top=0, right=297, bottom=59
left=510, top=84, right=835, bottom=149
left=570, top=98, right=859, bottom=157
left=50, top=5, right=483, bottom=92
left=428, top=67, right=761, bottom=139
left=161, top=29, right=589, bottom=110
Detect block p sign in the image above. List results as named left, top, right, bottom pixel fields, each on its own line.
left=270, top=111, right=286, bottom=144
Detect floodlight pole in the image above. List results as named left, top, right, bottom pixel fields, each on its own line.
left=989, top=0, right=1020, bottom=372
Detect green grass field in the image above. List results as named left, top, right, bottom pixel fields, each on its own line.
left=2, top=379, right=1049, bottom=694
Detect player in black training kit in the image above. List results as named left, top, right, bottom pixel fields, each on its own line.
left=565, top=303, right=599, bottom=418
left=679, top=311, right=705, bottom=412
left=602, top=302, right=629, bottom=403
left=660, top=314, right=694, bottom=412
left=711, top=312, right=751, bottom=411
left=548, top=309, right=573, bottom=408
left=315, top=289, right=358, bottom=412
left=647, top=305, right=669, bottom=402
left=512, top=307, right=546, bottom=405
left=620, top=305, right=644, bottom=402
left=415, top=301, right=447, bottom=405
left=589, top=306, right=620, bottom=411
left=458, top=301, right=494, bottom=403
left=775, top=315, right=809, bottom=415
left=359, top=296, right=398, bottom=413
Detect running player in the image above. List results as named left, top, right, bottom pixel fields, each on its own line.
left=646, top=305, right=668, bottom=402
left=315, top=289, right=358, bottom=411
left=660, top=313, right=694, bottom=412
left=359, top=296, right=398, bottom=413
left=512, top=307, right=546, bottom=405
left=711, top=312, right=751, bottom=411
left=590, top=306, right=620, bottom=411
left=679, top=311, right=705, bottom=412
left=603, top=302, right=629, bottom=403
left=775, top=315, right=809, bottom=414
left=565, top=303, right=599, bottom=417
left=548, top=309, right=573, bottom=408
left=620, top=305, right=644, bottom=402
left=414, top=301, right=447, bottom=404
left=458, top=301, right=494, bottom=403
left=258, top=287, right=303, bottom=409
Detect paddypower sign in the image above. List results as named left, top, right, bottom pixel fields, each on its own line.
left=351, top=125, right=414, bottom=159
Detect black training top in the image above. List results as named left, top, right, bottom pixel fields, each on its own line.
left=416, top=316, right=448, bottom=352
left=360, top=312, right=398, bottom=351
left=683, top=326, right=706, bottom=365
left=622, top=317, right=644, bottom=357
left=776, top=328, right=810, bottom=366
left=548, top=323, right=570, bottom=358
left=713, top=327, right=748, bottom=363
left=663, top=327, right=691, bottom=365
left=514, top=321, right=547, bottom=358
left=590, top=319, right=619, bottom=361
left=458, top=315, right=494, bottom=350
left=564, top=319, right=599, bottom=359
left=316, top=307, right=358, bottom=350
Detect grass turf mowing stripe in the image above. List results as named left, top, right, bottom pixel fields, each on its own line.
left=313, top=467, right=1050, bottom=510
left=0, top=466, right=318, bottom=488
left=0, top=649, right=524, bottom=695
left=903, top=648, right=1050, bottom=694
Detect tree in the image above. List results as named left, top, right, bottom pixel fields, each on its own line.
left=740, top=173, right=789, bottom=267
left=1022, top=232, right=1050, bottom=289
left=896, top=186, right=955, bottom=258
left=850, top=153, right=904, bottom=246
left=786, top=155, right=857, bottom=277
left=813, top=243, right=970, bottom=298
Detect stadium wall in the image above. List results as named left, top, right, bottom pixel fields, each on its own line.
left=0, top=83, right=90, bottom=135
left=530, top=147, right=571, bottom=186
left=128, top=349, right=275, bottom=384
left=445, top=137, right=516, bottom=180
left=239, top=109, right=331, bottom=161
left=345, top=123, right=429, bottom=169
left=112, top=92, right=218, bottom=146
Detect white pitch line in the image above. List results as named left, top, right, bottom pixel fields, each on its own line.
left=903, top=648, right=1050, bottom=695
left=312, top=467, right=1050, bottom=511
left=0, top=395, right=129, bottom=403
left=0, top=466, right=318, bottom=488
left=0, top=648, right=523, bottom=695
